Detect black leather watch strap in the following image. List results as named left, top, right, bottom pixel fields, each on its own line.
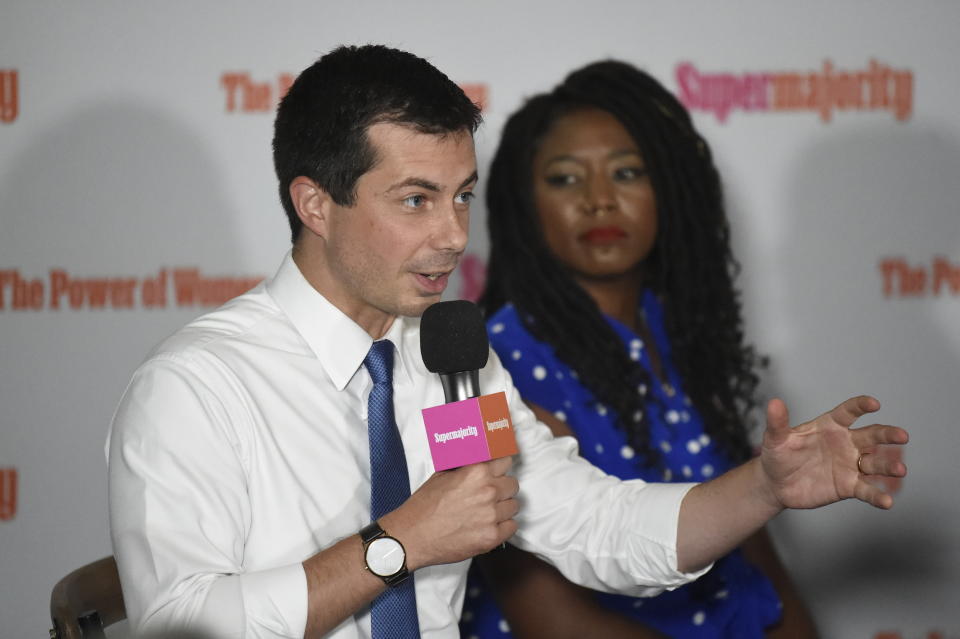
left=360, top=521, right=385, bottom=544
left=360, top=521, right=410, bottom=586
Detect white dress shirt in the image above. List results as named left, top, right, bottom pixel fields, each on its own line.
left=107, top=252, right=706, bottom=639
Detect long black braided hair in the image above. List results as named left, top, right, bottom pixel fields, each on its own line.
left=480, top=60, right=763, bottom=466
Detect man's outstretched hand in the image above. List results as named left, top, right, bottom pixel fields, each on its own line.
left=760, top=395, right=909, bottom=511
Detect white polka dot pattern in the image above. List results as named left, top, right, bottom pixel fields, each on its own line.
left=463, top=302, right=779, bottom=638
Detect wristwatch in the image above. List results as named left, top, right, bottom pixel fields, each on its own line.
left=360, top=521, right=410, bottom=586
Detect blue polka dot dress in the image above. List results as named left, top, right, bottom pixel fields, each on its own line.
left=460, top=290, right=782, bottom=638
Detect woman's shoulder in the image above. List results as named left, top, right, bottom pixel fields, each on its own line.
left=486, top=303, right=522, bottom=333
left=486, top=304, right=566, bottom=363
left=485, top=305, right=569, bottom=395
left=487, top=304, right=540, bottom=350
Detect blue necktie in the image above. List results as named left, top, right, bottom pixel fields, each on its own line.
left=364, top=339, right=420, bottom=638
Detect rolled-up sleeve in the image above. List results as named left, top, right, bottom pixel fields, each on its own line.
left=487, top=356, right=711, bottom=597
left=107, top=354, right=307, bottom=638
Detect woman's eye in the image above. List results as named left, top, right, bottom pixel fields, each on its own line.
left=614, top=166, right=647, bottom=181
left=545, top=174, right=578, bottom=187
left=403, top=194, right=426, bottom=208
left=454, top=191, right=475, bottom=205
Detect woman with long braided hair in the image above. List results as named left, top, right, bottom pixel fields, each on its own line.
left=459, top=61, right=817, bottom=638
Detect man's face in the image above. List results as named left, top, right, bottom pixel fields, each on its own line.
left=321, top=122, right=477, bottom=334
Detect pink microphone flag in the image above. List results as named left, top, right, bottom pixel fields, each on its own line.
left=421, top=391, right=518, bottom=471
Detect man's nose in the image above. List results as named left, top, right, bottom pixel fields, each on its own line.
left=432, top=205, right=469, bottom=252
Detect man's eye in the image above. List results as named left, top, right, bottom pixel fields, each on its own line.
left=545, top=174, right=577, bottom=187
left=455, top=191, right=475, bottom=205
left=403, top=194, right=426, bottom=207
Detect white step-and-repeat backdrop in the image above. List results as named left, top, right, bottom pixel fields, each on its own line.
left=3, top=2, right=958, bottom=637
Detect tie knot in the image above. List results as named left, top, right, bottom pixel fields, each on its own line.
left=364, top=339, right=395, bottom=386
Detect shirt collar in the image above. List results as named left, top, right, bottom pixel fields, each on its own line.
left=265, top=251, right=415, bottom=391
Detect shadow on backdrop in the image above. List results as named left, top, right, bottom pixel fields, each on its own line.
left=767, top=121, right=960, bottom=616
left=0, top=102, right=246, bottom=638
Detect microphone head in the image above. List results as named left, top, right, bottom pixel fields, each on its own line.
left=420, top=300, right=489, bottom=374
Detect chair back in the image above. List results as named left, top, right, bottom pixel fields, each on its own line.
left=50, top=556, right=126, bottom=639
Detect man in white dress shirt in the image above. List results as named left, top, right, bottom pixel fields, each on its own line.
left=107, top=44, right=909, bottom=639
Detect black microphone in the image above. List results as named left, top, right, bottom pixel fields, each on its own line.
left=419, top=300, right=515, bottom=473
left=420, top=300, right=489, bottom=403
left=420, top=300, right=516, bottom=551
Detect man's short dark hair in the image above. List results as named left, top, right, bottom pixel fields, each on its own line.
left=273, top=44, right=482, bottom=243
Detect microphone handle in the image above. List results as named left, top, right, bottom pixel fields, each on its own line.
left=439, top=371, right=481, bottom=404
left=434, top=372, right=508, bottom=552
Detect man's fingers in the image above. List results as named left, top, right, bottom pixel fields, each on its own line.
left=853, top=478, right=895, bottom=509
left=493, top=475, right=519, bottom=501
left=856, top=448, right=908, bottom=478
left=829, top=395, right=881, bottom=428
left=496, top=518, right=519, bottom=544
left=764, top=398, right=791, bottom=444
left=850, top=424, right=910, bottom=450
left=487, top=456, right=514, bottom=477
left=495, top=497, right=519, bottom=523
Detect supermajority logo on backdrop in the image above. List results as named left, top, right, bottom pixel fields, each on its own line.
left=675, top=59, right=913, bottom=124
left=0, top=468, right=16, bottom=521
left=1, top=69, right=18, bottom=123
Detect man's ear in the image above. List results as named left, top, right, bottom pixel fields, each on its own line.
left=290, top=176, right=334, bottom=240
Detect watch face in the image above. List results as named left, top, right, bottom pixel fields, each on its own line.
left=365, top=537, right=405, bottom=577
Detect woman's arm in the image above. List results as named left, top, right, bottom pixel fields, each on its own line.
left=740, top=529, right=819, bottom=639
left=472, top=402, right=667, bottom=638
left=475, top=544, right=668, bottom=639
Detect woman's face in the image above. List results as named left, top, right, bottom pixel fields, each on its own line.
left=532, top=107, right=657, bottom=285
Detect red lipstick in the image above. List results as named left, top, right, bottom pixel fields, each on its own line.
left=580, top=226, right=627, bottom=244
